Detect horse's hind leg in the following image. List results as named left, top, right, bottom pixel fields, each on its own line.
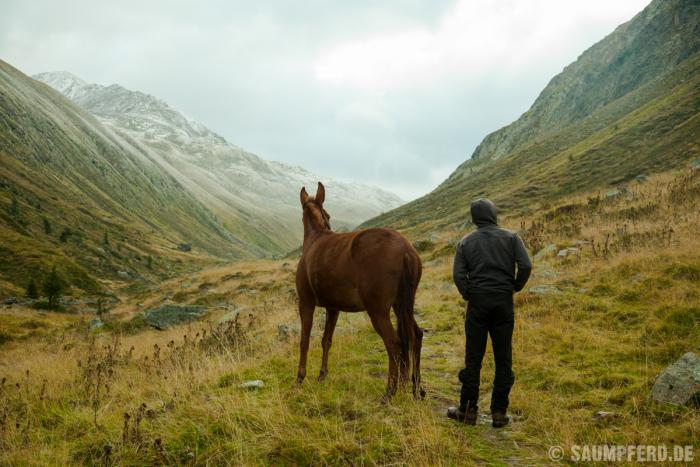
left=412, top=322, right=426, bottom=399
left=318, top=308, right=340, bottom=382
left=367, top=307, right=401, bottom=401
left=296, top=299, right=315, bottom=384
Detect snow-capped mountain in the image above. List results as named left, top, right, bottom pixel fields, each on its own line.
left=34, top=71, right=404, bottom=253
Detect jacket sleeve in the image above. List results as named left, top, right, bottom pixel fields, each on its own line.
left=513, top=234, right=532, bottom=292
left=452, top=242, right=471, bottom=300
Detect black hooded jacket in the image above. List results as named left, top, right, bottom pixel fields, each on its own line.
left=453, top=199, right=532, bottom=298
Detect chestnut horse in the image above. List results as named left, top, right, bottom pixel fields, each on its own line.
left=295, top=182, right=424, bottom=399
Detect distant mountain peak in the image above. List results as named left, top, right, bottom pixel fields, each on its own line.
left=33, top=69, right=404, bottom=250
left=34, top=70, right=89, bottom=99
left=34, top=71, right=213, bottom=141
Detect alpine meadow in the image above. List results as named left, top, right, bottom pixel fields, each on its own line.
left=0, top=0, right=699, bottom=465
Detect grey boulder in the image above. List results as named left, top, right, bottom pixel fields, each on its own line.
left=650, top=352, right=700, bottom=406
left=89, top=318, right=104, bottom=330
left=534, top=244, right=557, bottom=261
left=240, top=380, right=264, bottom=389
left=528, top=284, right=562, bottom=295
left=217, top=307, right=250, bottom=325
left=143, top=304, right=207, bottom=330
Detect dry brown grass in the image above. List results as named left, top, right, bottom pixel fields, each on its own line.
left=1, top=168, right=699, bottom=465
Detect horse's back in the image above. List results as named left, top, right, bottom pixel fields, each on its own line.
left=298, top=227, right=419, bottom=311
left=350, top=228, right=414, bottom=267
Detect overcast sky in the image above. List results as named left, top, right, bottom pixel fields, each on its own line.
left=1, top=0, right=650, bottom=200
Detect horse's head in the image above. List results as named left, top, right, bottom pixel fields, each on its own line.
left=300, top=182, right=331, bottom=235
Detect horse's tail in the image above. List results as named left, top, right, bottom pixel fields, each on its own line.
left=395, top=250, right=421, bottom=382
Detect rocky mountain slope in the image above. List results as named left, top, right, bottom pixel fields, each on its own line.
left=364, top=0, right=700, bottom=236
left=0, top=60, right=253, bottom=295
left=33, top=71, right=403, bottom=253
left=471, top=0, right=700, bottom=163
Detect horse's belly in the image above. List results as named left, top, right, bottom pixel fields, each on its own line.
left=314, top=284, right=364, bottom=311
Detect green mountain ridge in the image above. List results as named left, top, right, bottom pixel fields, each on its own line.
left=471, top=0, right=700, bottom=163
left=364, top=0, right=700, bottom=236
left=0, top=60, right=255, bottom=296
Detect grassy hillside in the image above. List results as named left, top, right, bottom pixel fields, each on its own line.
left=364, top=51, right=700, bottom=238
left=1, top=167, right=698, bottom=464
left=0, top=60, right=258, bottom=298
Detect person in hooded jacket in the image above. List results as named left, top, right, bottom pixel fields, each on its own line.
left=447, top=198, right=532, bottom=428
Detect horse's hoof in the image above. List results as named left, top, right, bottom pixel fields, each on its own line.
left=414, top=388, right=426, bottom=400
left=317, top=374, right=326, bottom=383
left=296, top=377, right=304, bottom=386
left=380, top=389, right=396, bottom=405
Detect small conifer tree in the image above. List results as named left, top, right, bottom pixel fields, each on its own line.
left=43, top=217, right=52, bottom=235
left=43, top=266, right=64, bottom=309
left=26, top=278, right=39, bottom=299
left=9, top=197, right=20, bottom=217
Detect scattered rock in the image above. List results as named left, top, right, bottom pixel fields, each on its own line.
left=605, top=188, right=622, bottom=199
left=650, top=352, right=700, bottom=406
left=117, top=271, right=130, bottom=280
left=534, top=244, right=557, bottom=261
left=2, top=296, right=21, bottom=306
left=557, top=247, right=580, bottom=258
left=177, top=243, right=192, bottom=252
left=593, top=411, right=619, bottom=421
left=240, top=380, right=264, bottom=390
left=89, top=318, right=104, bottom=330
left=277, top=324, right=290, bottom=341
left=635, top=174, right=649, bottom=183
left=217, top=307, right=250, bottom=325
left=528, top=284, right=562, bottom=295
left=690, top=160, right=700, bottom=170
left=533, top=267, right=561, bottom=279
left=143, top=304, right=207, bottom=330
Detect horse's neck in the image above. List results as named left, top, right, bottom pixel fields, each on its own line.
left=302, top=228, right=331, bottom=249
left=303, top=216, right=330, bottom=241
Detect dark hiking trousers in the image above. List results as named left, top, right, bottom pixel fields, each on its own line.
left=459, top=293, right=515, bottom=413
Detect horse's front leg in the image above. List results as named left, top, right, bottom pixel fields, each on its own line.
left=296, top=299, right=315, bottom=384
left=318, top=308, right=340, bottom=382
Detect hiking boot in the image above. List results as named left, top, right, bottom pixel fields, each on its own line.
left=447, top=406, right=477, bottom=425
left=491, top=410, right=509, bottom=428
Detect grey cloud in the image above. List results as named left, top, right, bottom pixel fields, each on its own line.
left=0, top=0, right=648, bottom=200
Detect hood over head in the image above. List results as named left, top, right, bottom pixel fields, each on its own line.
left=470, top=198, right=498, bottom=227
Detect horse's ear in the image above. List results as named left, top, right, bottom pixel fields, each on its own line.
left=316, top=182, right=325, bottom=205
left=300, top=187, right=310, bottom=205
